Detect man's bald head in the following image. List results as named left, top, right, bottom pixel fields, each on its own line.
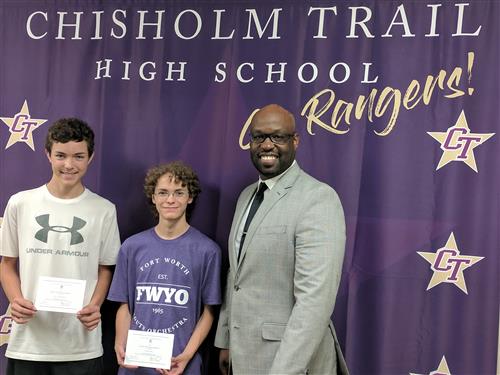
left=249, top=104, right=299, bottom=179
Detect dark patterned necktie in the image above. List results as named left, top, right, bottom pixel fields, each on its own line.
left=238, top=182, right=267, bottom=261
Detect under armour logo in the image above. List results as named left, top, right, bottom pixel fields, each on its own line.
left=34, top=214, right=86, bottom=245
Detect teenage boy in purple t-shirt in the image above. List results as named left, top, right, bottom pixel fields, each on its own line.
left=108, top=162, right=221, bottom=375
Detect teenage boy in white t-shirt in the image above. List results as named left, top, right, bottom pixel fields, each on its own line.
left=0, top=118, right=120, bottom=375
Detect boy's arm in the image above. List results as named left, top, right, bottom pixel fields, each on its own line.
left=166, top=304, right=216, bottom=375
left=77, top=264, right=113, bottom=331
left=0, top=256, right=36, bottom=323
left=114, top=302, right=138, bottom=369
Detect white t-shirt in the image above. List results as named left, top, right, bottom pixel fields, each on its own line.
left=0, top=185, right=120, bottom=361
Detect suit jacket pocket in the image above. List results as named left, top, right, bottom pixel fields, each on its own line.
left=261, top=322, right=287, bottom=341
left=252, top=225, right=290, bottom=262
left=255, top=225, right=287, bottom=235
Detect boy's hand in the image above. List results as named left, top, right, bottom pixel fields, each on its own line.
left=10, top=297, right=36, bottom=324
left=115, top=343, right=139, bottom=370
left=77, top=304, right=101, bottom=331
left=156, top=352, right=191, bottom=375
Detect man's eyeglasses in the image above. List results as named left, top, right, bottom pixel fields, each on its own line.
left=154, top=190, right=188, bottom=200
left=250, top=133, right=295, bottom=145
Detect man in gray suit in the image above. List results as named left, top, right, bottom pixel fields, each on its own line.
left=215, top=104, right=349, bottom=375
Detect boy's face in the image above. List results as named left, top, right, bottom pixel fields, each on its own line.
left=46, top=141, right=93, bottom=189
left=152, top=173, right=192, bottom=224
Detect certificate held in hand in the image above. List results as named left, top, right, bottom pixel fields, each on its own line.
left=124, top=329, right=174, bottom=369
left=34, top=276, right=86, bottom=314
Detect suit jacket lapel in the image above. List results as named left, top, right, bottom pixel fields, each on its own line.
left=237, top=164, right=302, bottom=268
left=229, top=182, right=258, bottom=271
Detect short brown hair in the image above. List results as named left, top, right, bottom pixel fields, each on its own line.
left=45, top=118, right=95, bottom=156
left=144, top=161, right=201, bottom=218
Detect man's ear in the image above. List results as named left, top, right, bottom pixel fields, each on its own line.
left=293, top=133, right=300, bottom=150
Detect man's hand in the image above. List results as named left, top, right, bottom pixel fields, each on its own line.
left=219, top=349, right=230, bottom=375
left=10, top=296, right=36, bottom=324
left=77, top=304, right=101, bottom=331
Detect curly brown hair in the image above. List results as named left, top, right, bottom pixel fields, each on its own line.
left=144, top=161, right=201, bottom=219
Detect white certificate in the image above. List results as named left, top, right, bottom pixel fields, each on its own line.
left=34, top=276, right=86, bottom=314
left=124, top=330, right=174, bottom=369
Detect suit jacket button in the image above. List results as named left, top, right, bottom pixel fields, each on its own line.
left=234, top=285, right=240, bottom=291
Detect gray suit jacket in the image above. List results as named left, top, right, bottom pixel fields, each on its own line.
left=215, top=163, right=348, bottom=375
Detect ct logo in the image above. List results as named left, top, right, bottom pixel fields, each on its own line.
left=417, top=232, right=483, bottom=294
left=0, top=305, right=13, bottom=347
left=428, top=110, right=494, bottom=172
left=10, top=114, right=40, bottom=141
left=441, top=127, right=483, bottom=159
left=0, top=100, right=47, bottom=150
left=431, top=247, right=472, bottom=281
left=410, top=355, right=451, bottom=375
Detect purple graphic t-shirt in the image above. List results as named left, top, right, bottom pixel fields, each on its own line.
left=108, top=226, right=222, bottom=375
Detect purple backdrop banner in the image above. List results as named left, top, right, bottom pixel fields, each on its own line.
left=0, top=1, right=499, bottom=374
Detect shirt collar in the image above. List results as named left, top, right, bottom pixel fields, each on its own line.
left=258, top=160, right=296, bottom=191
